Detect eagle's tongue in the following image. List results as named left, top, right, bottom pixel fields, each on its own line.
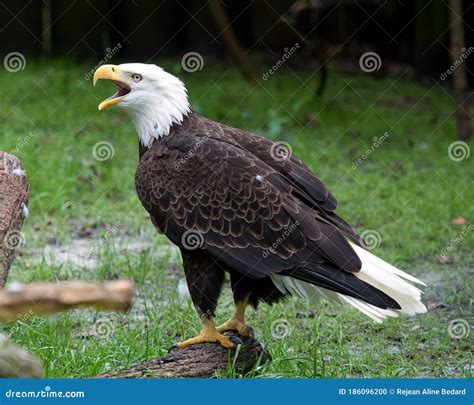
left=116, top=86, right=129, bottom=97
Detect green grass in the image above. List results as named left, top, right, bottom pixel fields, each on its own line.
left=0, top=59, right=472, bottom=378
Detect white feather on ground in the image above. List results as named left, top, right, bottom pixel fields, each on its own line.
left=271, top=242, right=427, bottom=323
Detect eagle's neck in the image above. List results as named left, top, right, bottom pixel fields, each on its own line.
left=126, top=80, right=191, bottom=148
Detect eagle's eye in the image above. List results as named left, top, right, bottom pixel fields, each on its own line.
left=131, top=73, right=142, bottom=82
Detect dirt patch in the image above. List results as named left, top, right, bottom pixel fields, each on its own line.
left=23, top=235, right=180, bottom=270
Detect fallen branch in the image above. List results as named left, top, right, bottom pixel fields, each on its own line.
left=99, top=334, right=271, bottom=378
left=0, top=280, right=134, bottom=322
left=0, top=152, right=30, bottom=287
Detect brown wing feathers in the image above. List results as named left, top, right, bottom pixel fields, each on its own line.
left=191, top=114, right=362, bottom=245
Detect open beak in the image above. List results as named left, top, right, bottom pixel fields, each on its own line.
left=93, top=65, right=131, bottom=110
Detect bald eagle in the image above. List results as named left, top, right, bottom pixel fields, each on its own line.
left=93, top=63, right=426, bottom=349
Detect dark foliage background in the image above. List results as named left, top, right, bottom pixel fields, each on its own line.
left=0, top=0, right=472, bottom=84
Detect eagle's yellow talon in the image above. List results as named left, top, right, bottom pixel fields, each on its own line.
left=174, top=320, right=236, bottom=349
left=216, top=319, right=251, bottom=338
left=173, top=299, right=251, bottom=349
left=215, top=298, right=252, bottom=337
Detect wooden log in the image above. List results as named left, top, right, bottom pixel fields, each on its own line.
left=99, top=335, right=271, bottom=378
left=0, top=280, right=134, bottom=322
left=0, top=152, right=30, bottom=287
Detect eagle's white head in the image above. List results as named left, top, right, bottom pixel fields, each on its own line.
left=93, top=63, right=190, bottom=147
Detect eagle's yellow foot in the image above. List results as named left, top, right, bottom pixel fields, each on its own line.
left=174, top=333, right=237, bottom=349
left=215, top=298, right=253, bottom=338
left=216, top=319, right=254, bottom=338
left=171, top=320, right=243, bottom=350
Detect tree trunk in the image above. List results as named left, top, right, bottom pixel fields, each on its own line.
left=449, top=0, right=471, bottom=140
left=0, top=152, right=30, bottom=288
left=261, top=0, right=328, bottom=96
left=208, top=0, right=257, bottom=83
left=99, top=335, right=271, bottom=378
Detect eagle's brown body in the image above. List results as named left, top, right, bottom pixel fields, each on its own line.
left=93, top=63, right=425, bottom=347
left=135, top=112, right=400, bottom=320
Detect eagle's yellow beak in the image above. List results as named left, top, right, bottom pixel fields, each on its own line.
left=93, top=65, right=131, bottom=111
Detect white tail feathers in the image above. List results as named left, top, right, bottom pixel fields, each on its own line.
left=271, top=242, right=427, bottom=323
